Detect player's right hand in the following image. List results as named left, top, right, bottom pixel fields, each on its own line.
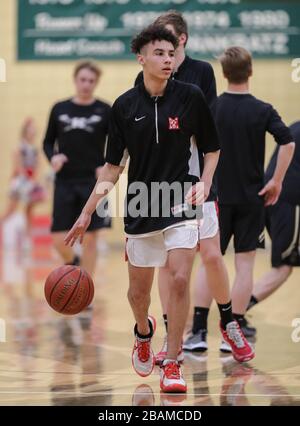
left=51, top=154, right=68, bottom=172
left=258, top=178, right=282, bottom=206
left=185, top=181, right=206, bottom=205
left=64, top=212, right=92, bottom=247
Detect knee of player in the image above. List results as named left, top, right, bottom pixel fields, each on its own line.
left=127, top=288, right=146, bottom=305
left=170, top=273, right=189, bottom=295
left=201, top=248, right=223, bottom=266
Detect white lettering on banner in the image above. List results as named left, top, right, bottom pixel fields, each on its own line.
left=84, top=14, right=108, bottom=31
left=35, top=13, right=108, bottom=32
left=20, top=0, right=299, bottom=60
left=34, top=39, right=125, bottom=56
left=35, top=13, right=82, bottom=30
left=187, top=33, right=289, bottom=55
left=121, top=10, right=290, bottom=32
left=239, top=10, right=290, bottom=29
left=184, top=11, right=230, bottom=29
left=121, top=12, right=161, bottom=30
left=77, top=39, right=125, bottom=54
left=35, top=40, right=76, bottom=55
left=122, top=10, right=231, bottom=30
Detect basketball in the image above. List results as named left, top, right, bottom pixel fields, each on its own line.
left=44, top=265, right=94, bottom=315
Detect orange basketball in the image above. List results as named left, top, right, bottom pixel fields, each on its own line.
left=44, top=265, right=94, bottom=315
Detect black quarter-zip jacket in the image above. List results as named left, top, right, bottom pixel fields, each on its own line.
left=106, top=79, right=220, bottom=235
left=135, top=56, right=218, bottom=201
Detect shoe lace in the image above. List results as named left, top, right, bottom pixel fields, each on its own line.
left=137, top=340, right=150, bottom=362
left=227, top=323, right=245, bottom=349
left=164, top=362, right=180, bottom=379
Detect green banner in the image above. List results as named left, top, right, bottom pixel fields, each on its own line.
left=17, top=0, right=300, bottom=60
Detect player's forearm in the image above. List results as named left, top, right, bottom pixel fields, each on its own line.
left=82, top=162, right=123, bottom=215
left=272, top=142, right=295, bottom=183
left=43, top=139, right=55, bottom=162
left=201, top=150, right=220, bottom=183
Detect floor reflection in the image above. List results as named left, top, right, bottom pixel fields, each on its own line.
left=50, top=312, right=112, bottom=406
left=0, top=242, right=300, bottom=406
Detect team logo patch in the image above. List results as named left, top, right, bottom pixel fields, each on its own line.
left=168, top=117, right=180, bottom=130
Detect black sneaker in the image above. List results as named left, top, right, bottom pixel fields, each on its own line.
left=237, top=316, right=256, bottom=338
left=183, top=329, right=208, bottom=352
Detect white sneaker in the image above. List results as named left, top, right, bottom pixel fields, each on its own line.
left=132, top=316, right=156, bottom=377
left=220, top=321, right=255, bottom=363
left=220, top=339, right=232, bottom=353
left=183, top=329, right=208, bottom=352
left=160, top=359, right=187, bottom=393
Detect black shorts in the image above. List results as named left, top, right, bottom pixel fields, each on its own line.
left=265, top=200, right=300, bottom=268
left=219, top=203, right=265, bottom=254
left=51, top=179, right=111, bottom=232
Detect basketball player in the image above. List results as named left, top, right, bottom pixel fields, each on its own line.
left=136, top=11, right=238, bottom=361
left=135, top=11, right=216, bottom=107
left=247, top=121, right=300, bottom=310
left=187, top=47, right=295, bottom=352
left=65, top=26, right=254, bottom=393
left=43, top=61, right=111, bottom=278
left=1, top=118, right=46, bottom=237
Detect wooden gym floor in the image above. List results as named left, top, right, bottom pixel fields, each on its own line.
left=0, top=217, right=299, bottom=406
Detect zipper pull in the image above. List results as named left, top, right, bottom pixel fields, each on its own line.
left=154, top=97, right=159, bottom=144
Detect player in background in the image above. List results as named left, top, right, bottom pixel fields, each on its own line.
left=188, top=47, right=295, bottom=353
left=247, top=121, right=300, bottom=311
left=43, top=61, right=111, bottom=278
left=0, top=118, right=46, bottom=241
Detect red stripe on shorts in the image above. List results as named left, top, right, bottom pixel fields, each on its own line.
left=125, top=238, right=128, bottom=262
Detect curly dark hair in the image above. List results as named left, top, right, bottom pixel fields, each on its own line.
left=131, top=24, right=179, bottom=54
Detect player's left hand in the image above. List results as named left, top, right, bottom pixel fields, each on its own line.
left=258, top=178, right=282, bottom=206
left=185, top=180, right=209, bottom=205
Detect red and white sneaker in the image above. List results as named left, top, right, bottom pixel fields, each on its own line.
left=155, top=335, right=184, bottom=365
left=220, top=321, right=255, bottom=363
left=160, top=360, right=187, bottom=393
left=132, top=316, right=156, bottom=377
